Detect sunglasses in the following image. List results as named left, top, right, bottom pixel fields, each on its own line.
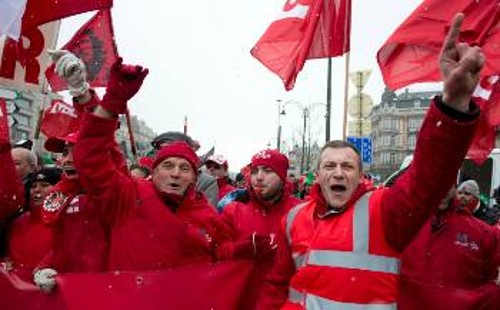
left=206, top=162, right=222, bottom=169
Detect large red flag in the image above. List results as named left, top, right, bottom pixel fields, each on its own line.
left=377, top=0, right=500, bottom=91
left=251, top=0, right=351, bottom=91
left=468, top=75, right=500, bottom=164
left=40, top=99, right=80, bottom=138
left=377, top=0, right=500, bottom=164
left=45, top=10, right=118, bottom=92
left=21, top=0, right=113, bottom=34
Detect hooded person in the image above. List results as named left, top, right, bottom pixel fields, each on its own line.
left=151, top=131, right=219, bottom=207
left=72, top=58, right=233, bottom=273
left=7, top=168, right=61, bottom=273
left=217, top=149, right=302, bottom=310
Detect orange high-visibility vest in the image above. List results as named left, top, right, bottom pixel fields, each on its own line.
left=283, top=190, right=400, bottom=310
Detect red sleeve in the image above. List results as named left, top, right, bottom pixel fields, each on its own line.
left=0, top=142, right=25, bottom=223
left=73, top=113, right=136, bottom=225
left=255, top=217, right=295, bottom=310
left=381, top=98, right=480, bottom=252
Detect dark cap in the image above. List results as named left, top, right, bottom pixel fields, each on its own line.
left=151, top=132, right=195, bottom=150
left=27, top=167, right=62, bottom=187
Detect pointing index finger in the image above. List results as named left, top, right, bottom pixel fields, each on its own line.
left=443, top=13, right=465, bottom=50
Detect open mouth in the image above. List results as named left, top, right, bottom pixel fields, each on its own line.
left=63, top=167, right=77, bottom=176
left=330, top=184, right=347, bottom=193
left=168, top=183, right=180, bottom=190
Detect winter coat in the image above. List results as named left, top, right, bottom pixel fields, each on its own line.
left=219, top=186, right=302, bottom=310
left=74, top=113, right=233, bottom=271
left=399, top=203, right=500, bottom=310
left=257, top=97, right=481, bottom=309
left=39, top=177, right=109, bottom=273
left=196, top=171, right=218, bottom=207
left=217, top=177, right=235, bottom=202
left=0, top=142, right=25, bottom=258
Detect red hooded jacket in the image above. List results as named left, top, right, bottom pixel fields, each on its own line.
left=399, top=200, right=500, bottom=310
left=73, top=113, right=233, bottom=271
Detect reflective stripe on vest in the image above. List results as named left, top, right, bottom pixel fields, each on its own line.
left=288, top=288, right=397, bottom=310
left=285, top=201, right=309, bottom=245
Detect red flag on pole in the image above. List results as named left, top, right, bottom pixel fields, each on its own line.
left=40, top=99, right=80, bottom=138
left=377, top=0, right=500, bottom=91
left=21, top=0, right=113, bottom=34
left=468, top=75, right=500, bottom=164
left=376, top=0, right=500, bottom=164
left=45, top=9, right=118, bottom=92
left=251, top=0, right=351, bottom=91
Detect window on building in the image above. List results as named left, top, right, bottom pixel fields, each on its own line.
left=408, top=118, right=421, bottom=131
left=15, top=98, right=31, bottom=110
left=13, top=114, right=30, bottom=126
left=381, top=153, right=390, bottom=164
left=408, top=134, right=416, bottom=148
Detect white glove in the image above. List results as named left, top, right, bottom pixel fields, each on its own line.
left=33, top=268, right=58, bottom=293
left=47, top=49, right=89, bottom=97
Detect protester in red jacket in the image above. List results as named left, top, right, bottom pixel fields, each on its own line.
left=399, top=185, right=500, bottom=310
left=73, top=58, right=233, bottom=272
left=257, top=14, right=485, bottom=309
left=205, top=154, right=235, bottom=202
left=217, top=149, right=302, bottom=309
left=7, top=168, right=61, bottom=271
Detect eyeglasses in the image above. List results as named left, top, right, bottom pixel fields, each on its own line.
left=206, top=162, right=222, bottom=170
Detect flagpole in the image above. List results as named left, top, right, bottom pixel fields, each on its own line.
left=125, top=109, right=138, bottom=163
left=342, top=52, right=350, bottom=140
left=325, top=57, right=332, bottom=143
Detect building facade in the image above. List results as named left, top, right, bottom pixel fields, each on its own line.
left=368, top=88, right=441, bottom=180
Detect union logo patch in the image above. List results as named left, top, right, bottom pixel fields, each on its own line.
left=43, top=191, right=69, bottom=213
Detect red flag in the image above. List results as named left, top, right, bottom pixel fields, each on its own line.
left=21, top=0, right=113, bottom=34
left=468, top=75, right=500, bottom=164
left=251, top=0, right=351, bottom=91
left=40, top=99, right=79, bottom=138
left=0, top=99, right=9, bottom=140
left=45, top=9, right=118, bottom=92
left=377, top=0, right=500, bottom=90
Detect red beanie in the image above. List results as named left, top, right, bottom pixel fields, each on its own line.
left=251, top=149, right=289, bottom=181
left=153, top=142, right=200, bottom=172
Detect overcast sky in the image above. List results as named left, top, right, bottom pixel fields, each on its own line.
left=58, top=0, right=434, bottom=170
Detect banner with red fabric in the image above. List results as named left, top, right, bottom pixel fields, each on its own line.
left=468, top=75, right=500, bottom=164
left=377, top=0, right=500, bottom=91
left=39, top=99, right=80, bottom=138
left=251, top=0, right=351, bottom=91
left=0, top=98, right=10, bottom=140
left=45, top=9, right=118, bottom=92
left=377, top=0, right=500, bottom=164
left=21, top=0, right=113, bottom=34
left=0, top=260, right=254, bottom=310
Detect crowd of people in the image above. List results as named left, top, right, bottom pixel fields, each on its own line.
left=0, top=13, right=499, bottom=309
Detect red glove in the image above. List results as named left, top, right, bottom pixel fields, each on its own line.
left=100, top=57, right=149, bottom=115
left=217, top=233, right=278, bottom=260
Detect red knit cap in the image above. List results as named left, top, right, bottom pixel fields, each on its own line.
left=153, top=142, right=200, bottom=172
left=251, top=149, right=289, bottom=181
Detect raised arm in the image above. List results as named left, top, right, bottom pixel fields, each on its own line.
left=73, top=58, right=148, bottom=224
left=381, top=13, right=483, bottom=251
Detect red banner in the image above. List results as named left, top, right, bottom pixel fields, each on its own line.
left=40, top=99, right=79, bottom=139
left=1, top=261, right=254, bottom=310
left=377, top=0, right=500, bottom=90
left=22, top=0, right=113, bottom=33
left=46, top=9, right=118, bottom=92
